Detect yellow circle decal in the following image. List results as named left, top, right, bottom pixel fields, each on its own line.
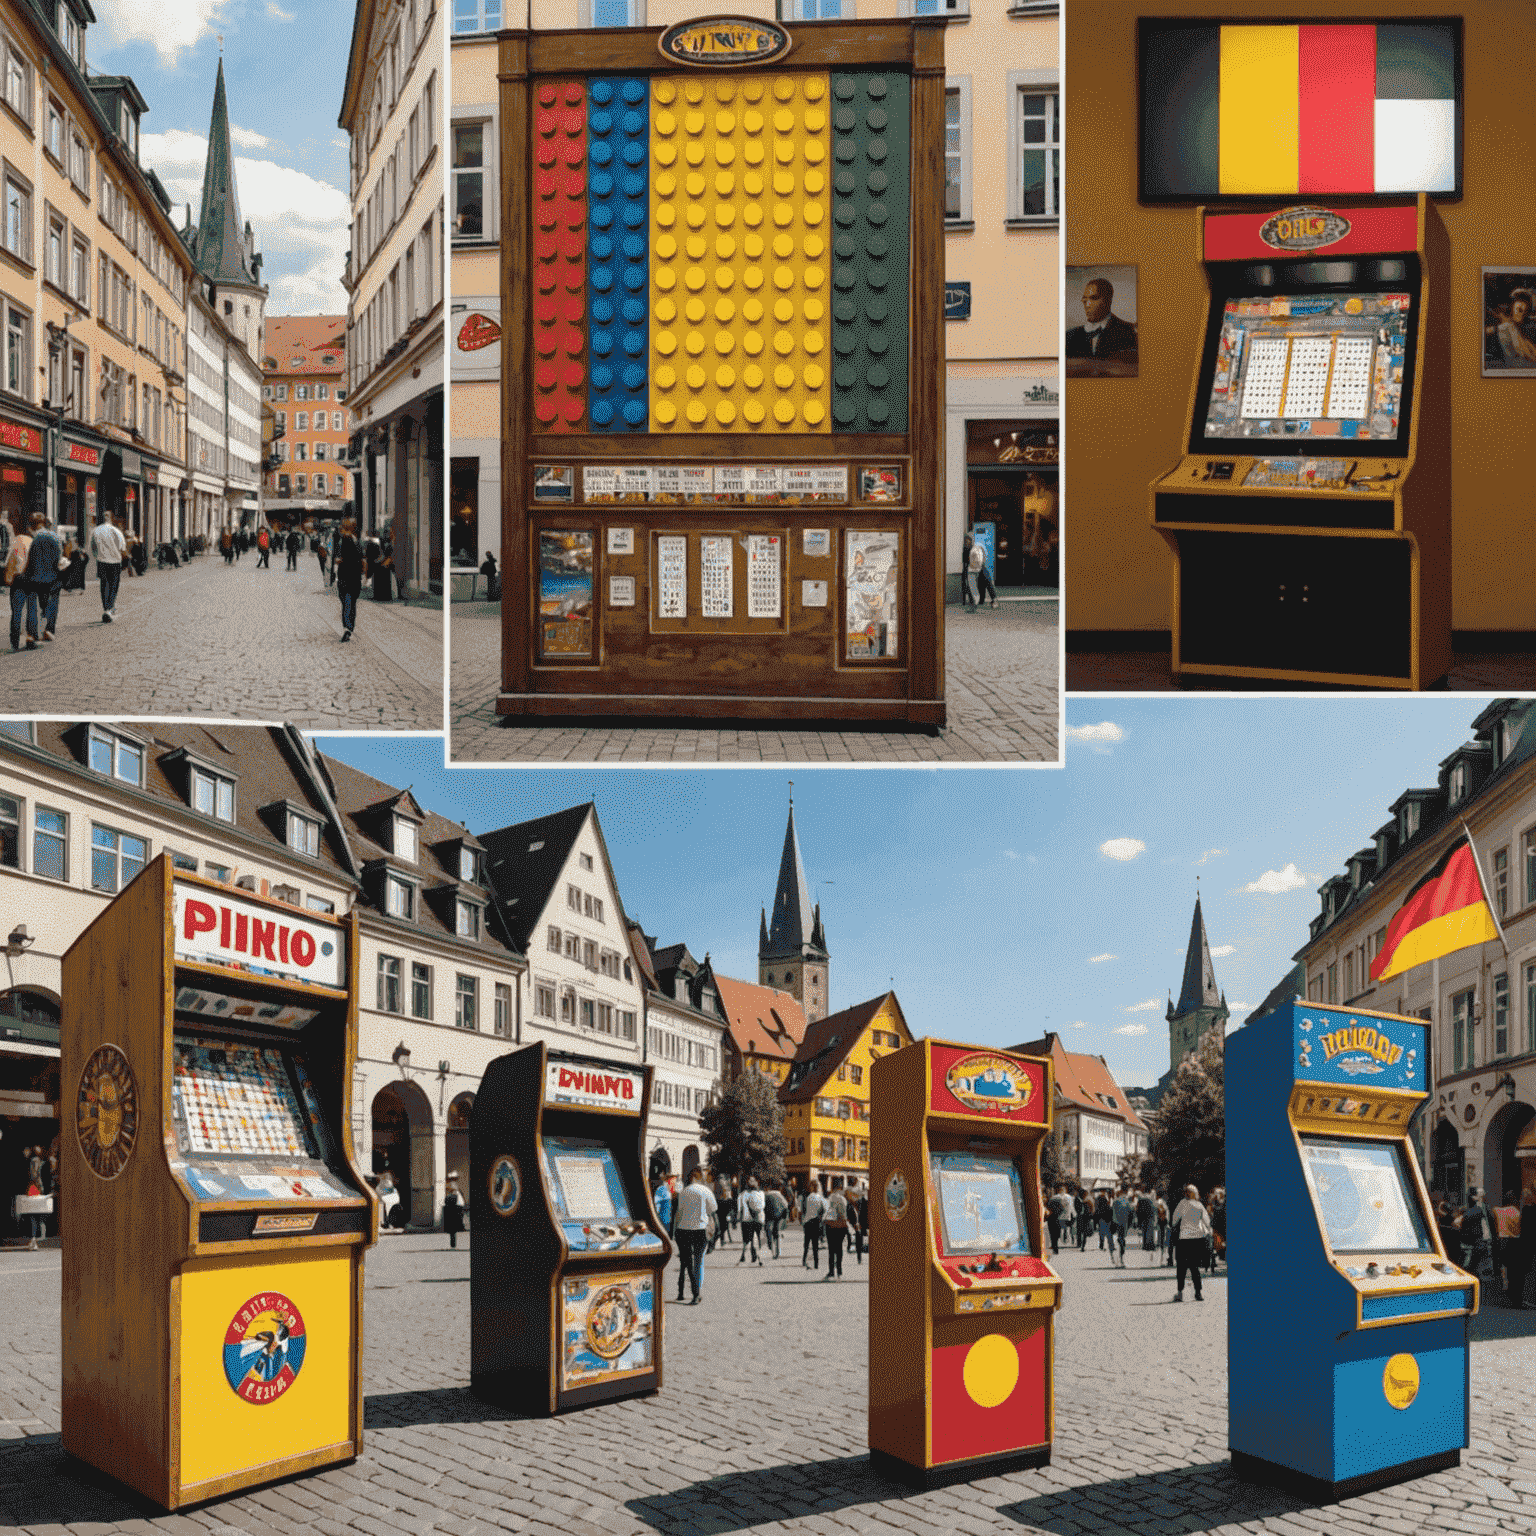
left=962, top=1335, right=1020, bottom=1409
left=1383, top=1353, right=1419, bottom=1411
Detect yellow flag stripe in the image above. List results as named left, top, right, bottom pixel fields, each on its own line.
left=1219, top=25, right=1300, bottom=195
left=1375, top=902, right=1500, bottom=984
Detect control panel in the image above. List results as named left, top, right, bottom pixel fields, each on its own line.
left=1177, top=456, right=1403, bottom=494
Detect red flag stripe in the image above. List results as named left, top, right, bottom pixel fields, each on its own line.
left=1298, top=25, right=1376, bottom=194
left=1370, top=840, right=1489, bottom=982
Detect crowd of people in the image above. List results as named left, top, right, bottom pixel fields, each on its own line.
left=652, top=1169, right=870, bottom=1304
left=1436, top=1186, right=1536, bottom=1308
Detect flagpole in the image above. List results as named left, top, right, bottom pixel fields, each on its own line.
left=1461, top=817, right=1510, bottom=959
left=1429, top=952, right=1439, bottom=1189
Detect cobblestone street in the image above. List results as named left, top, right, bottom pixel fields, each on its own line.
left=448, top=600, right=1059, bottom=764
left=0, top=553, right=443, bottom=730
left=4, top=1229, right=1535, bottom=1534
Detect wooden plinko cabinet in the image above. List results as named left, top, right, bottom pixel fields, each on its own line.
left=868, top=1039, right=1060, bottom=1490
left=470, top=1043, right=671, bottom=1414
left=61, top=857, right=375, bottom=1510
left=1151, top=194, right=1450, bottom=690
left=498, top=20, right=948, bottom=724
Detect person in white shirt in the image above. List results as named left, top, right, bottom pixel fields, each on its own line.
left=737, top=1176, right=767, bottom=1266
left=89, top=513, right=126, bottom=623
left=801, top=1181, right=827, bottom=1270
left=674, top=1167, right=718, bottom=1304
left=1170, top=1184, right=1212, bottom=1302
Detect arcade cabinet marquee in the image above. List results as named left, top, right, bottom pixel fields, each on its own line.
left=497, top=16, right=948, bottom=724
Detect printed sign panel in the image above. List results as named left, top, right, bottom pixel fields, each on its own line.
left=561, top=1271, right=655, bottom=1390
left=172, top=882, right=344, bottom=988
left=1292, top=1007, right=1424, bottom=1092
left=928, top=1043, right=1048, bottom=1123
left=543, top=1060, right=646, bottom=1113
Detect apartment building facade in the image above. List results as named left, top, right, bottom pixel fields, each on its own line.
left=340, top=0, right=444, bottom=598
left=263, top=314, right=353, bottom=527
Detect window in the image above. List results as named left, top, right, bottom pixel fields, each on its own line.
left=1453, top=987, right=1474, bottom=1072
left=90, top=824, right=146, bottom=894
left=386, top=876, right=415, bottom=920
left=191, top=767, right=234, bottom=821
left=560, top=985, right=576, bottom=1023
left=495, top=982, right=512, bottom=1037
left=1009, top=76, right=1059, bottom=222
left=581, top=997, right=595, bottom=1029
left=820, top=1137, right=836, bottom=1159
left=578, top=852, right=594, bottom=872
left=0, top=794, right=17, bottom=868
left=944, top=81, right=970, bottom=224
left=306, top=895, right=336, bottom=914
left=411, top=962, right=432, bottom=1019
left=547, top=925, right=561, bottom=952
left=378, top=954, right=402, bottom=1013
left=296, top=411, right=309, bottom=431
left=46, top=209, right=63, bottom=287
left=1495, top=972, right=1510, bottom=1057
left=5, top=47, right=29, bottom=124
left=585, top=894, right=604, bottom=923
left=5, top=171, right=31, bottom=263
left=288, top=813, right=320, bottom=857
left=1326, top=962, right=1337, bottom=1004
left=535, top=982, right=556, bottom=1019
left=269, top=884, right=301, bottom=907
left=564, top=932, right=580, bottom=960
left=5, top=305, right=27, bottom=398
left=168, top=851, right=198, bottom=873
left=456, top=900, right=481, bottom=940
left=46, top=98, right=61, bottom=162
left=596, top=1002, right=614, bottom=1034
left=461, top=847, right=481, bottom=883
left=452, top=0, right=502, bottom=31
left=781, top=0, right=844, bottom=16
left=1527, top=962, right=1536, bottom=1056
left=393, top=815, right=417, bottom=862
left=567, top=883, right=581, bottom=912
left=456, top=974, right=478, bottom=1030
left=583, top=939, right=598, bottom=971
left=296, top=385, right=310, bottom=401
left=204, top=862, right=231, bottom=883
left=88, top=727, right=143, bottom=785
left=276, top=384, right=287, bottom=401
left=68, top=131, right=89, bottom=195
left=1525, top=828, right=1536, bottom=907
left=904, top=0, right=966, bottom=11
left=452, top=122, right=486, bottom=239
left=620, top=1009, right=637, bottom=1041
left=1495, top=847, right=1509, bottom=917
left=850, top=1064, right=863, bottom=1085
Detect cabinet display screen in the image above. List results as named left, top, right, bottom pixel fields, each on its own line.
left=929, top=1151, right=1030, bottom=1256
left=1300, top=1136, right=1432, bottom=1254
left=173, top=1039, right=316, bottom=1159
left=542, top=1136, right=633, bottom=1223
left=1202, top=292, right=1411, bottom=447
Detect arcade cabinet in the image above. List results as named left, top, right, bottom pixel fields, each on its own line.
left=61, top=858, right=375, bottom=1509
left=470, top=1043, right=670, bottom=1412
left=1227, top=1001, right=1477, bottom=1500
left=868, top=1040, right=1060, bottom=1488
left=496, top=16, right=949, bottom=725
left=1151, top=195, right=1449, bottom=689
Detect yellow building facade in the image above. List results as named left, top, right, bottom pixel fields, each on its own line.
left=779, top=991, right=912, bottom=1193
left=0, top=0, right=192, bottom=545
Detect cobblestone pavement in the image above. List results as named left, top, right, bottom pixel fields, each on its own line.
left=449, top=600, right=1059, bottom=764
left=5, top=1228, right=1536, bottom=1534
left=0, top=554, right=443, bottom=730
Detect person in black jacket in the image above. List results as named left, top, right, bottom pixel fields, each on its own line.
left=1507, top=1190, right=1536, bottom=1309
left=335, top=518, right=365, bottom=642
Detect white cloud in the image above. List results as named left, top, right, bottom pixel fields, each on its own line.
left=1070, top=1020, right=1091, bottom=1030
left=1196, top=848, right=1227, bottom=865
left=1240, top=862, right=1317, bottom=895
left=1210, top=944, right=1235, bottom=958
left=100, top=0, right=228, bottom=67
left=1088, top=953, right=1117, bottom=964
left=1003, top=849, right=1019, bottom=860
left=1229, top=1002, right=1251, bottom=1012
left=1113, top=1023, right=1149, bottom=1037
left=267, top=0, right=295, bottom=18
left=1124, top=998, right=1161, bottom=1013
left=1100, top=837, right=1146, bottom=862
left=231, top=126, right=272, bottom=151
left=1067, top=721, right=1125, bottom=755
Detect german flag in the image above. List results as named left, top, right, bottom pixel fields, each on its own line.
left=1370, top=837, right=1499, bottom=984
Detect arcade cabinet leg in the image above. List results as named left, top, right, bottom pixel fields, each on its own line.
left=1230, top=1447, right=1460, bottom=1505
left=869, top=1444, right=1050, bottom=1491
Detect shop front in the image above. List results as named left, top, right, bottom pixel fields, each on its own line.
left=55, top=433, right=102, bottom=542
left=103, top=445, right=144, bottom=538
left=0, top=412, right=47, bottom=538
left=0, top=990, right=60, bottom=1245
left=965, top=420, right=1059, bottom=590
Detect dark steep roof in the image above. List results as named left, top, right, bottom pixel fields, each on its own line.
left=478, top=803, right=595, bottom=953
left=762, top=803, right=826, bottom=962
left=779, top=993, right=896, bottom=1104
left=1174, top=895, right=1222, bottom=1016
left=193, top=59, right=258, bottom=289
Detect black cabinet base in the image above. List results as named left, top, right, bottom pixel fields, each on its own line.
left=868, top=1444, right=1050, bottom=1490
left=1230, top=1447, right=1460, bottom=1504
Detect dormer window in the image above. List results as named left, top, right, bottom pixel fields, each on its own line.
left=456, top=899, right=482, bottom=940
left=386, top=875, right=415, bottom=920
left=287, top=811, right=320, bottom=857
left=120, top=102, right=137, bottom=157
left=193, top=767, right=234, bottom=821
left=459, top=846, right=481, bottom=883
left=1402, top=802, right=1421, bottom=840
left=1449, top=762, right=1467, bottom=805
left=88, top=725, right=144, bottom=786
left=393, top=814, right=417, bottom=862
left=579, top=852, right=594, bottom=871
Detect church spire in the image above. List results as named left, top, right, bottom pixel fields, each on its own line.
left=193, top=58, right=256, bottom=288
left=1176, top=893, right=1222, bottom=1015
left=762, top=797, right=818, bottom=960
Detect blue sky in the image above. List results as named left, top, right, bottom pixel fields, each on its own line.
left=315, top=695, right=1495, bottom=1091
left=91, top=0, right=356, bottom=313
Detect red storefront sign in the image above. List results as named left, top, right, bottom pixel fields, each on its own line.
left=64, top=442, right=100, bottom=467
left=0, top=419, right=42, bottom=457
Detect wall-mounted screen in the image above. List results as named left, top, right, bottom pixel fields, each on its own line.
left=1139, top=20, right=1462, bottom=201
left=542, top=1135, right=633, bottom=1224
left=929, top=1150, right=1030, bottom=1256
left=1300, top=1136, right=1432, bottom=1254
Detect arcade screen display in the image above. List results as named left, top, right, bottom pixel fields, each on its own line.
left=1300, top=1136, right=1433, bottom=1254
left=172, top=1038, right=318, bottom=1159
left=542, top=1136, right=634, bottom=1224
left=1200, top=291, right=1412, bottom=449
left=929, top=1150, right=1030, bottom=1256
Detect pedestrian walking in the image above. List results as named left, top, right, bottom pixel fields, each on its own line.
left=442, top=1173, right=465, bottom=1249
left=285, top=528, right=302, bottom=571
left=257, top=525, right=271, bottom=568
left=1171, top=1184, right=1211, bottom=1301
left=764, top=1183, right=788, bottom=1258
left=652, top=1173, right=673, bottom=1236
left=314, top=534, right=329, bottom=584
left=1095, top=1189, right=1112, bottom=1250
left=1208, top=1188, right=1226, bottom=1273
left=89, top=512, right=125, bottom=624
left=1137, top=1188, right=1157, bottom=1254
left=6, top=518, right=32, bottom=651
left=480, top=549, right=500, bottom=600
left=20, top=513, right=63, bottom=647
left=18, top=1145, right=46, bottom=1250
left=220, top=527, right=234, bottom=564
left=969, top=535, right=996, bottom=609
left=674, top=1167, right=716, bottom=1304
left=376, top=1170, right=402, bottom=1230
left=738, top=1176, right=766, bottom=1266
left=823, top=1178, right=851, bottom=1280
left=1461, top=1187, right=1492, bottom=1280
left=372, top=534, right=396, bottom=601
left=801, top=1180, right=826, bottom=1270
left=1046, top=1184, right=1069, bottom=1255
left=1111, top=1189, right=1132, bottom=1266
left=854, top=1182, right=869, bottom=1264
left=960, top=532, right=977, bottom=610
left=335, top=518, right=365, bottom=642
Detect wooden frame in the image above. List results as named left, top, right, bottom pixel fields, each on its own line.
left=498, top=20, right=947, bottom=723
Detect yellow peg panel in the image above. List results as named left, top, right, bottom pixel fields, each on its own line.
left=649, top=72, right=831, bottom=432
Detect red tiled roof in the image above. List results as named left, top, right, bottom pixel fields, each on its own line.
left=779, top=993, right=902, bottom=1105
left=265, top=315, right=346, bottom=377
left=715, top=974, right=805, bottom=1063
left=1012, top=1033, right=1147, bottom=1131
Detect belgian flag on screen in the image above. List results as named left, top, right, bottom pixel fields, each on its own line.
left=1141, top=22, right=1457, bottom=198
left=1369, top=837, right=1499, bottom=985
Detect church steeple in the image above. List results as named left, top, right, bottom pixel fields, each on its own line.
left=193, top=58, right=257, bottom=290
left=1166, top=890, right=1229, bottom=1073
left=758, top=789, right=831, bottom=1022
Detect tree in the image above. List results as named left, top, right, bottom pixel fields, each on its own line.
left=1038, top=1129, right=1064, bottom=1194
left=697, top=1069, right=788, bottom=1190
left=1146, top=1026, right=1225, bottom=1200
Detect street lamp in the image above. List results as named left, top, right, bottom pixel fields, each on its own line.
left=391, top=1042, right=411, bottom=1076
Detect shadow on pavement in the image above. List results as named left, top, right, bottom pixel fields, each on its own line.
left=625, top=1453, right=912, bottom=1531
left=0, top=1436, right=182, bottom=1525
left=1470, top=1297, right=1536, bottom=1341
left=365, top=1386, right=535, bottom=1428
left=997, top=1459, right=1307, bottom=1533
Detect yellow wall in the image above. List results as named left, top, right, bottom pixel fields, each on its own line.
left=1067, top=0, right=1536, bottom=634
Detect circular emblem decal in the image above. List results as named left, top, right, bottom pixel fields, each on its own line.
left=945, top=1053, right=1034, bottom=1115
left=1383, top=1352, right=1420, bottom=1411
left=1258, top=206, right=1352, bottom=252
left=223, top=1292, right=308, bottom=1404
left=585, top=1283, right=640, bottom=1360
left=658, top=16, right=792, bottom=68
left=884, top=1168, right=910, bottom=1222
left=489, top=1153, right=522, bottom=1218
left=76, top=1043, right=138, bottom=1180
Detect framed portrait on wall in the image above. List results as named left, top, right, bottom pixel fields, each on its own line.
left=1482, top=269, right=1536, bottom=377
left=1066, top=265, right=1139, bottom=378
